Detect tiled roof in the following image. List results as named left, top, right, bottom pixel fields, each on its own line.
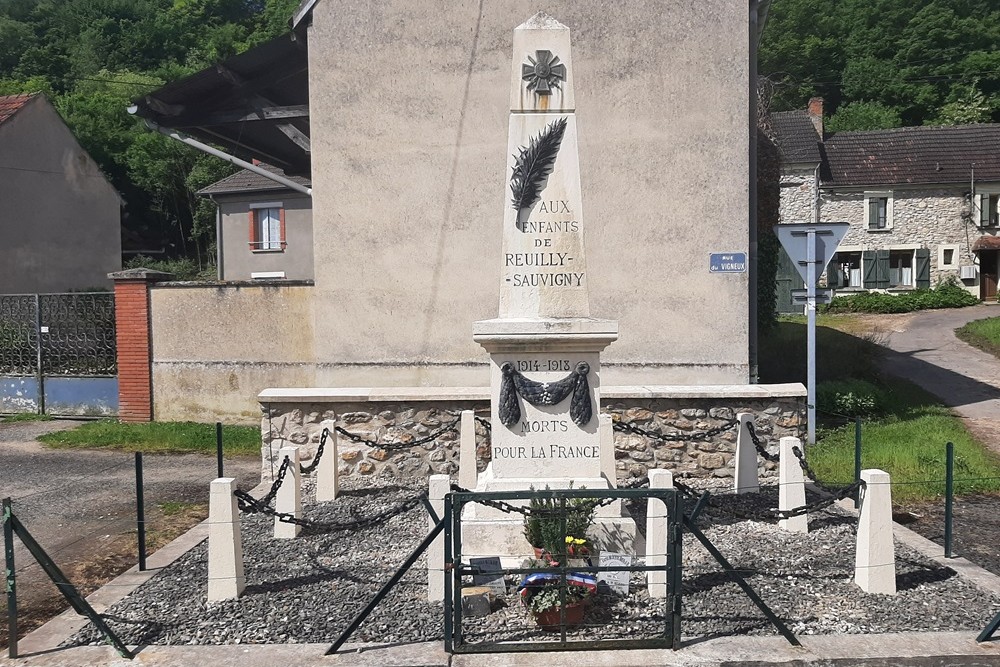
left=771, top=110, right=821, bottom=164
left=821, top=124, right=1000, bottom=187
left=197, top=164, right=310, bottom=195
left=0, top=93, right=35, bottom=126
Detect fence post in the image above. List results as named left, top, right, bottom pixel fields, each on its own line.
left=854, top=417, right=862, bottom=509
left=316, top=420, right=339, bottom=502
left=778, top=437, right=807, bottom=533
left=458, top=411, right=477, bottom=491
left=646, top=469, right=673, bottom=599
left=3, top=497, right=17, bottom=659
left=208, top=478, right=245, bottom=602
left=734, top=412, right=758, bottom=494
left=274, top=446, right=302, bottom=539
left=428, top=474, right=449, bottom=601
left=135, top=452, right=146, bottom=571
left=33, top=294, right=44, bottom=416
left=945, top=441, right=954, bottom=559
left=855, top=469, right=895, bottom=595
left=216, top=422, right=224, bottom=479
left=108, top=268, right=172, bottom=422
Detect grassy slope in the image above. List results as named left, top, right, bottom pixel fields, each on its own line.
left=760, top=315, right=1000, bottom=501
left=956, top=316, right=1000, bottom=359
left=37, top=420, right=260, bottom=456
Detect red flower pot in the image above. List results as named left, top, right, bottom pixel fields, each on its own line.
left=532, top=600, right=586, bottom=631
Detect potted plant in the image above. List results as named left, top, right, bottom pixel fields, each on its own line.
left=520, top=489, right=598, bottom=630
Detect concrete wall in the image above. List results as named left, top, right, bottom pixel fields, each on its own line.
left=149, top=282, right=315, bottom=422
left=215, top=192, right=314, bottom=281
left=0, top=96, right=121, bottom=294
left=306, top=0, right=751, bottom=388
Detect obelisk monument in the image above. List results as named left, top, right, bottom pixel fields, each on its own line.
left=467, top=13, right=632, bottom=556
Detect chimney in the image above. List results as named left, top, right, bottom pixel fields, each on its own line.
left=807, top=97, right=824, bottom=138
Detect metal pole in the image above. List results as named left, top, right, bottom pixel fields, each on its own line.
left=216, top=422, right=224, bottom=479
left=135, top=452, right=146, bottom=571
left=806, top=227, right=817, bottom=445
left=854, top=417, right=862, bottom=509
left=4, top=497, right=17, bottom=659
left=944, top=441, right=954, bottom=559
left=34, top=294, right=44, bottom=416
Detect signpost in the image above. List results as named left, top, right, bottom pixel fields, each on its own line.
left=773, top=223, right=849, bottom=445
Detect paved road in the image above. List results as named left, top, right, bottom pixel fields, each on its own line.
left=0, top=419, right=260, bottom=642
left=880, top=303, right=1000, bottom=455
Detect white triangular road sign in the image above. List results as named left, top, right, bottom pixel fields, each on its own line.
left=773, top=223, right=850, bottom=284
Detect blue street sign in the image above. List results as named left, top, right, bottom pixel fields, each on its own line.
left=709, top=253, right=747, bottom=273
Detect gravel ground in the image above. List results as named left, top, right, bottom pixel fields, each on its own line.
left=67, top=478, right=1000, bottom=649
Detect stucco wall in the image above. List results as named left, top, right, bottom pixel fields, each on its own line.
left=0, top=97, right=120, bottom=294
left=215, top=192, right=314, bottom=281
left=306, top=0, right=751, bottom=388
left=820, top=186, right=986, bottom=290
left=150, top=282, right=315, bottom=422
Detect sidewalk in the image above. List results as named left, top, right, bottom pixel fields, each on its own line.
left=4, top=492, right=1000, bottom=667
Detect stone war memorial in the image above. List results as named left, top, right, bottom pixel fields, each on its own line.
left=465, top=13, right=632, bottom=557
left=31, top=3, right=1000, bottom=662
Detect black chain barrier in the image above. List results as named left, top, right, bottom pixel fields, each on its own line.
left=299, top=428, right=330, bottom=474
left=235, top=454, right=428, bottom=531
left=333, top=415, right=463, bottom=451
left=613, top=418, right=738, bottom=442
left=448, top=483, right=618, bottom=517
left=745, top=422, right=779, bottom=463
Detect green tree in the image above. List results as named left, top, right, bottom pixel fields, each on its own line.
left=826, top=101, right=902, bottom=132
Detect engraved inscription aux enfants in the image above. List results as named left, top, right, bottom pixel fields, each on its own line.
left=508, top=201, right=583, bottom=288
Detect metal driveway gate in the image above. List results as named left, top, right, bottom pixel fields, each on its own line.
left=0, top=293, right=117, bottom=416
left=445, top=486, right=683, bottom=653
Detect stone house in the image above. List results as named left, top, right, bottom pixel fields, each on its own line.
left=774, top=99, right=1000, bottom=300
left=198, top=165, right=313, bottom=281
left=0, top=93, right=121, bottom=294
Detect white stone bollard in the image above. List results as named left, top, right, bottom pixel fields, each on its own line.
left=599, top=413, right=616, bottom=486
left=427, top=474, right=450, bottom=601
left=208, top=478, right=245, bottom=602
left=274, top=446, right=302, bottom=539
left=856, top=469, right=896, bottom=594
left=646, top=468, right=673, bottom=598
left=458, top=411, right=478, bottom=490
left=778, top=436, right=808, bottom=533
left=315, top=419, right=339, bottom=502
left=734, top=412, right=759, bottom=495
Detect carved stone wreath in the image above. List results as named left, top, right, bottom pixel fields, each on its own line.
left=498, top=361, right=593, bottom=428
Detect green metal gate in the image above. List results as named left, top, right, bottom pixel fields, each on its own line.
left=444, top=487, right=683, bottom=653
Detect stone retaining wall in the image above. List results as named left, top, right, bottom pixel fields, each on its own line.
left=260, top=392, right=805, bottom=484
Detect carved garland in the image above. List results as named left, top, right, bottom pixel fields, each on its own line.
left=498, top=361, right=593, bottom=428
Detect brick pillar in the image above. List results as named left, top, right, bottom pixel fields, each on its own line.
left=109, top=269, right=172, bottom=422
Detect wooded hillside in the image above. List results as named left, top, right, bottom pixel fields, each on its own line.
left=1, top=0, right=997, bottom=273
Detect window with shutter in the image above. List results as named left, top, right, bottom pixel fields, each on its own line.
left=865, top=192, right=892, bottom=231
left=248, top=204, right=286, bottom=251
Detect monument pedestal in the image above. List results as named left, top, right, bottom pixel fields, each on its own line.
left=467, top=318, right=635, bottom=558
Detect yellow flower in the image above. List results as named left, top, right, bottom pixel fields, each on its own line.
left=573, top=538, right=586, bottom=546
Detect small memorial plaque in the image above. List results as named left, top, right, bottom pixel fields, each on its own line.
left=597, top=551, right=632, bottom=595
left=709, top=252, right=747, bottom=273
left=469, top=556, right=506, bottom=595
